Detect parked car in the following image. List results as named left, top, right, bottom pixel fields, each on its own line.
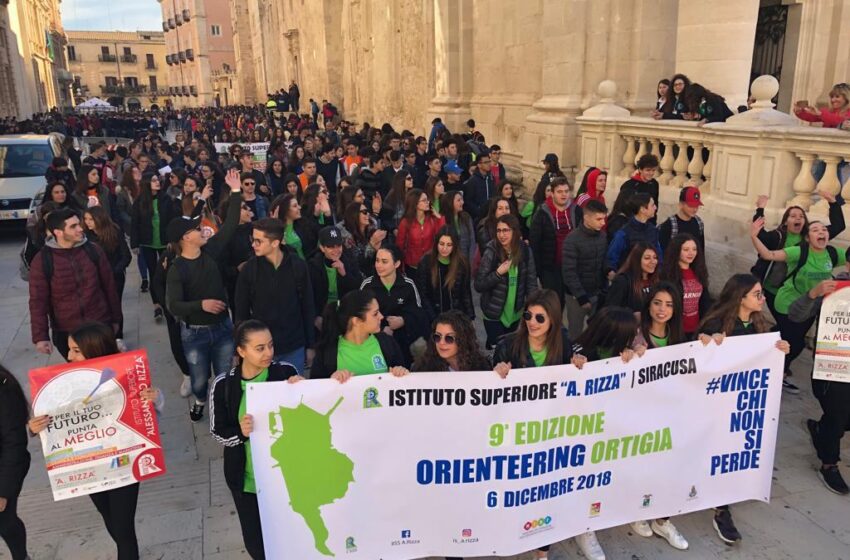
left=0, top=133, right=64, bottom=224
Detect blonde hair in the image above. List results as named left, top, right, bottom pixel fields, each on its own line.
left=829, top=83, right=850, bottom=108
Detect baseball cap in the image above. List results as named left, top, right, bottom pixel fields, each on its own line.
left=444, top=161, right=462, bottom=175
left=319, top=225, right=344, bottom=247
left=542, top=153, right=559, bottom=164
left=680, top=186, right=704, bottom=207
left=166, top=215, right=202, bottom=243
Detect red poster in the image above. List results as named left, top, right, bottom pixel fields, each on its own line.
left=29, top=350, right=167, bottom=501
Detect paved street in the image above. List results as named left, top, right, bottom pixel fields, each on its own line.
left=0, top=231, right=848, bottom=560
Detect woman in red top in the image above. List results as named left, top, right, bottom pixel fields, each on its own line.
left=660, top=233, right=710, bottom=339
left=396, top=188, right=445, bottom=275
left=794, top=83, right=850, bottom=128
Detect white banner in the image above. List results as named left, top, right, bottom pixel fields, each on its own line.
left=813, top=281, right=850, bottom=382
left=248, top=333, right=783, bottom=559
left=214, top=142, right=270, bottom=172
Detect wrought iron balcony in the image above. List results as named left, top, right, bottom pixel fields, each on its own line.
left=162, top=21, right=169, bottom=32
left=182, top=9, right=190, bottom=21
left=167, top=18, right=175, bottom=29
left=185, top=49, right=194, bottom=61
left=178, top=51, right=186, bottom=63
left=100, top=84, right=148, bottom=95
left=190, top=85, right=197, bottom=96
left=182, top=86, right=189, bottom=95
left=175, top=13, right=183, bottom=25
left=98, top=54, right=117, bottom=63
left=120, top=54, right=137, bottom=63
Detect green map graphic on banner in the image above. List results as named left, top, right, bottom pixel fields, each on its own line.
left=270, top=397, right=353, bottom=556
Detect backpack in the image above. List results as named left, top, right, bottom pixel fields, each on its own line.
left=42, top=243, right=101, bottom=283
left=783, top=243, right=839, bottom=290
left=669, top=215, right=704, bottom=238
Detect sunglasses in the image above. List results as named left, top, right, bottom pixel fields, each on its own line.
left=522, top=311, right=547, bottom=324
left=243, top=182, right=255, bottom=186
left=431, top=333, right=456, bottom=344
left=359, top=209, right=369, bottom=215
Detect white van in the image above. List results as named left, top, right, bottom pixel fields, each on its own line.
left=0, top=133, right=64, bottom=222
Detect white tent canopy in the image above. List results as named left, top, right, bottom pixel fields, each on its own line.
left=76, top=97, right=117, bottom=112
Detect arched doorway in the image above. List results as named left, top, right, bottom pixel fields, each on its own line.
left=127, top=98, right=141, bottom=111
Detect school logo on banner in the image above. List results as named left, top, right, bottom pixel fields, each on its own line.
left=363, top=387, right=381, bottom=408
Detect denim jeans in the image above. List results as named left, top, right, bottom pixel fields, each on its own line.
left=274, top=346, right=305, bottom=375
left=180, top=317, right=235, bottom=403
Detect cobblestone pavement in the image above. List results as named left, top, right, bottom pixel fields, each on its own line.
left=0, top=232, right=847, bottom=560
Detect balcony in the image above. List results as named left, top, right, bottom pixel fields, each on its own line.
left=182, top=9, right=190, bottom=21
left=178, top=51, right=186, bottom=63
left=185, top=49, right=194, bottom=61
left=175, top=13, right=183, bottom=25
left=165, top=54, right=172, bottom=65
left=100, top=84, right=148, bottom=95
left=98, top=54, right=117, bottom=63
left=120, top=54, right=137, bottom=64
left=190, top=85, right=197, bottom=96
left=182, top=86, right=189, bottom=95
left=56, top=69, right=73, bottom=83
left=145, top=61, right=157, bottom=70
left=167, top=18, right=175, bottom=29
left=162, top=21, right=169, bottom=32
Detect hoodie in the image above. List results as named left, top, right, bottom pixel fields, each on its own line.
left=618, top=173, right=660, bottom=224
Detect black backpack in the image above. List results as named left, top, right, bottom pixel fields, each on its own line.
left=784, top=243, right=839, bottom=290
left=42, top=243, right=101, bottom=282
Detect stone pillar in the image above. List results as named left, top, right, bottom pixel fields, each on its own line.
left=520, top=0, right=589, bottom=188
left=674, top=0, right=759, bottom=109
left=425, top=0, right=472, bottom=132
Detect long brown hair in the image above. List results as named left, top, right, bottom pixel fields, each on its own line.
left=660, top=233, right=709, bottom=289
left=511, top=289, right=564, bottom=367
left=639, top=282, right=685, bottom=346
left=495, top=214, right=522, bottom=266
left=424, top=176, right=443, bottom=204
left=429, top=226, right=466, bottom=292
left=413, top=311, right=490, bottom=372
left=402, top=188, right=426, bottom=222
left=84, top=205, right=120, bottom=253
left=699, top=273, right=768, bottom=335
left=617, top=241, right=659, bottom=303
left=70, top=322, right=119, bottom=359
left=119, top=165, right=140, bottom=200
left=440, top=191, right=471, bottom=229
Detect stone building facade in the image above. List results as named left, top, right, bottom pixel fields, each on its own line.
left=66, top=31, right=169, bottom=110
left=235, top=0, right=849, bottom=186
left=158, top=0, right=236, bottom=107
left=0, top=0, right=19, bottom=118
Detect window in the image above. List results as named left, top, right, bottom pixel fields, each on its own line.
left=149, top=76, right=158, bottom=91
left=105, top=76, right=118, bottom=87
left=67, top=45, right=76, bottom=61
left=124, top=77, right=139, bottom=88
left=101, top=46, right=110, bottom=55
left=0, top=144, right=54, bottom=178
left=123, top=47, right=132, bottom=56
left=146, top=53, right=155, bottom=68
left=222, top=62, right=230, bottom=72
left=211, top=24, right=221, bottom=36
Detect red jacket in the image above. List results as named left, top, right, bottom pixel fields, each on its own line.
left=794, top=106, right=850, bottom=128
left=396, top=214, right=446, bottom=268
left=28, top=240, right=122, bottom=343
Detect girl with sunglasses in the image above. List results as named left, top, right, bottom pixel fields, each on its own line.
left=475, top=214, right=537, bottom=349
left=338, top=200, right=385, bottom=275
left=412, top=310, right=490, bottom=372
left=416, top=226, right=474, bottom=320
left=491, top=288, right=601, bottom=560
left=697, top=273, right=790, bottom=545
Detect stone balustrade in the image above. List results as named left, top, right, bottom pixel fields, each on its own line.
left=576, top=76, right=850, bottom=285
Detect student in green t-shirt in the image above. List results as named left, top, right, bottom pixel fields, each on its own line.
left=311, top=289, right=409, bottom=380
left=750, top=218, right=847, bottom=388
left=635, top=282, right=685, bottom=350
left=210, top=320, right=303, bottom=560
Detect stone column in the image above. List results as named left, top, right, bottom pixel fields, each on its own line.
left=674, top=0, right=760, bottom=109
left=425, top=0, right=473, bottom=132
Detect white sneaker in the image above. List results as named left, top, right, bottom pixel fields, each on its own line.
left=179, top=375, right=192, bottom=398
left=575, top=531, right=605, bottom=560
left=116, top=338, right=128, bottom=352
left=631, top=520, right=653, bottom=537
left=651, top=519, right=689, bottom=550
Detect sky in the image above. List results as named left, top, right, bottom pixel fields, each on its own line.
left=62, top=0, right=163, bottom=32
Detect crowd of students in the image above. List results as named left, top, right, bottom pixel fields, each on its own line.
left=1, top=94, right=848, bottom=560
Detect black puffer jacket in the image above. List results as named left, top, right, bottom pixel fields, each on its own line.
left=210, top=363, right=298, bottom=491
left=415, top=253, right=474, bottom=320
left=561, top=224, right=608, bottom=304
left=492, top=327, right=573, bottom=368
left=474, top=240, right=537, bottom=320
left=528, top=202, right=580, bottom=285
left=604, top=272, right=649, bottom=313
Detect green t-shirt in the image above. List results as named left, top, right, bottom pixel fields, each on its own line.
left=649, top=333, right=669, bottom=348
left=433, top=197, right=441, bottom=215
left=144, top=199, right=165, bottom=249
left=774, top=245, right=845, bottom=314
left=239, top=367, right=270, bottom=493
left=318, top=214, right=326, bottom=225
left=438, top=256, right=450, bottom=265
left=521, top=201, right=535, bottom=228
left=597, top=347, right=614, bottom=359
left=530, top=346, right=548, bottom=367
left=785, top=231, right=802, bottom=248
left=326, top=265, right=339, bottom=303
left=285, top=222, right=304, bottom=259
left=337, top=335, right=389, bottom=375
left=500, top=264, right=520, bottom=327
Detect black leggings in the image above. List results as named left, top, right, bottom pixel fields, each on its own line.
left=0, top=493, right=27, bottom=560
left=89, top=483, right=140, bottom=560
left=811, top=378, right=850, bottom=465
left=231, top=488, right=265, bottom=559
left=139, top=247, right=164, bottom=307
left=114, top=272, right=126, bottom=339
left=773, top=310, right=815, bottom=374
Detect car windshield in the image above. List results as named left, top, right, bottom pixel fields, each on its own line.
left=0, top=144, right=53, bottom=178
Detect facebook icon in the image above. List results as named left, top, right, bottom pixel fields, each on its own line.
left=401, top=530, right=411, bottom=539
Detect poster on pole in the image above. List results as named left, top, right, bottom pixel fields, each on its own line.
left=29, top=350, right=167, bottom=501
left=248, top=333, right=784, bottom=559
left=813, top=281, right=850, bottom=383
left=214, top=142, right=270, bottom=172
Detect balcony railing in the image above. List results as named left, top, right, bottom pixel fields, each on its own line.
left=162, top=21, right=168, bottom=32
left=167, top=18, right=175, bottom=29
left=146, top=61, right=157, bottom=70
left=175, top=13, right=183, bottom=25
left=190, top=85, right=197, bottom=96
left=120, top=54, right=137, bottom=63
left=100, top=84, right=148, bottom=95
left=98, top=54, right=117, bottom=63
left=165, top=54, right=173, bottom=65
left=182, top=9, right=190, bottom=21
left=178, top=51, right=186, bottom=63
left=182, top=86, right=189, bottom=95
left=185, top=49, right=194, bottom=61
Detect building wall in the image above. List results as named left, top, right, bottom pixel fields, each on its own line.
left=65, top=31, right=168, bottom=109
left=229, top=0, right=257, bottom=105
left=0, top=1, right=20, bottom=118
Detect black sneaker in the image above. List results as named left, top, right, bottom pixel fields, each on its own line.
left=189, top=402, right=205, bottom=423
left=805, top=418, right=819, bottom=452
left=782, top=379, right=800, bottom=394
left=140, top=279, right=149, bottom=293
left=818, top=465, right=850, bottom=495
left=712, top=509, right=741, bottom=545
left=154, top=307, right=164, bottom=322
